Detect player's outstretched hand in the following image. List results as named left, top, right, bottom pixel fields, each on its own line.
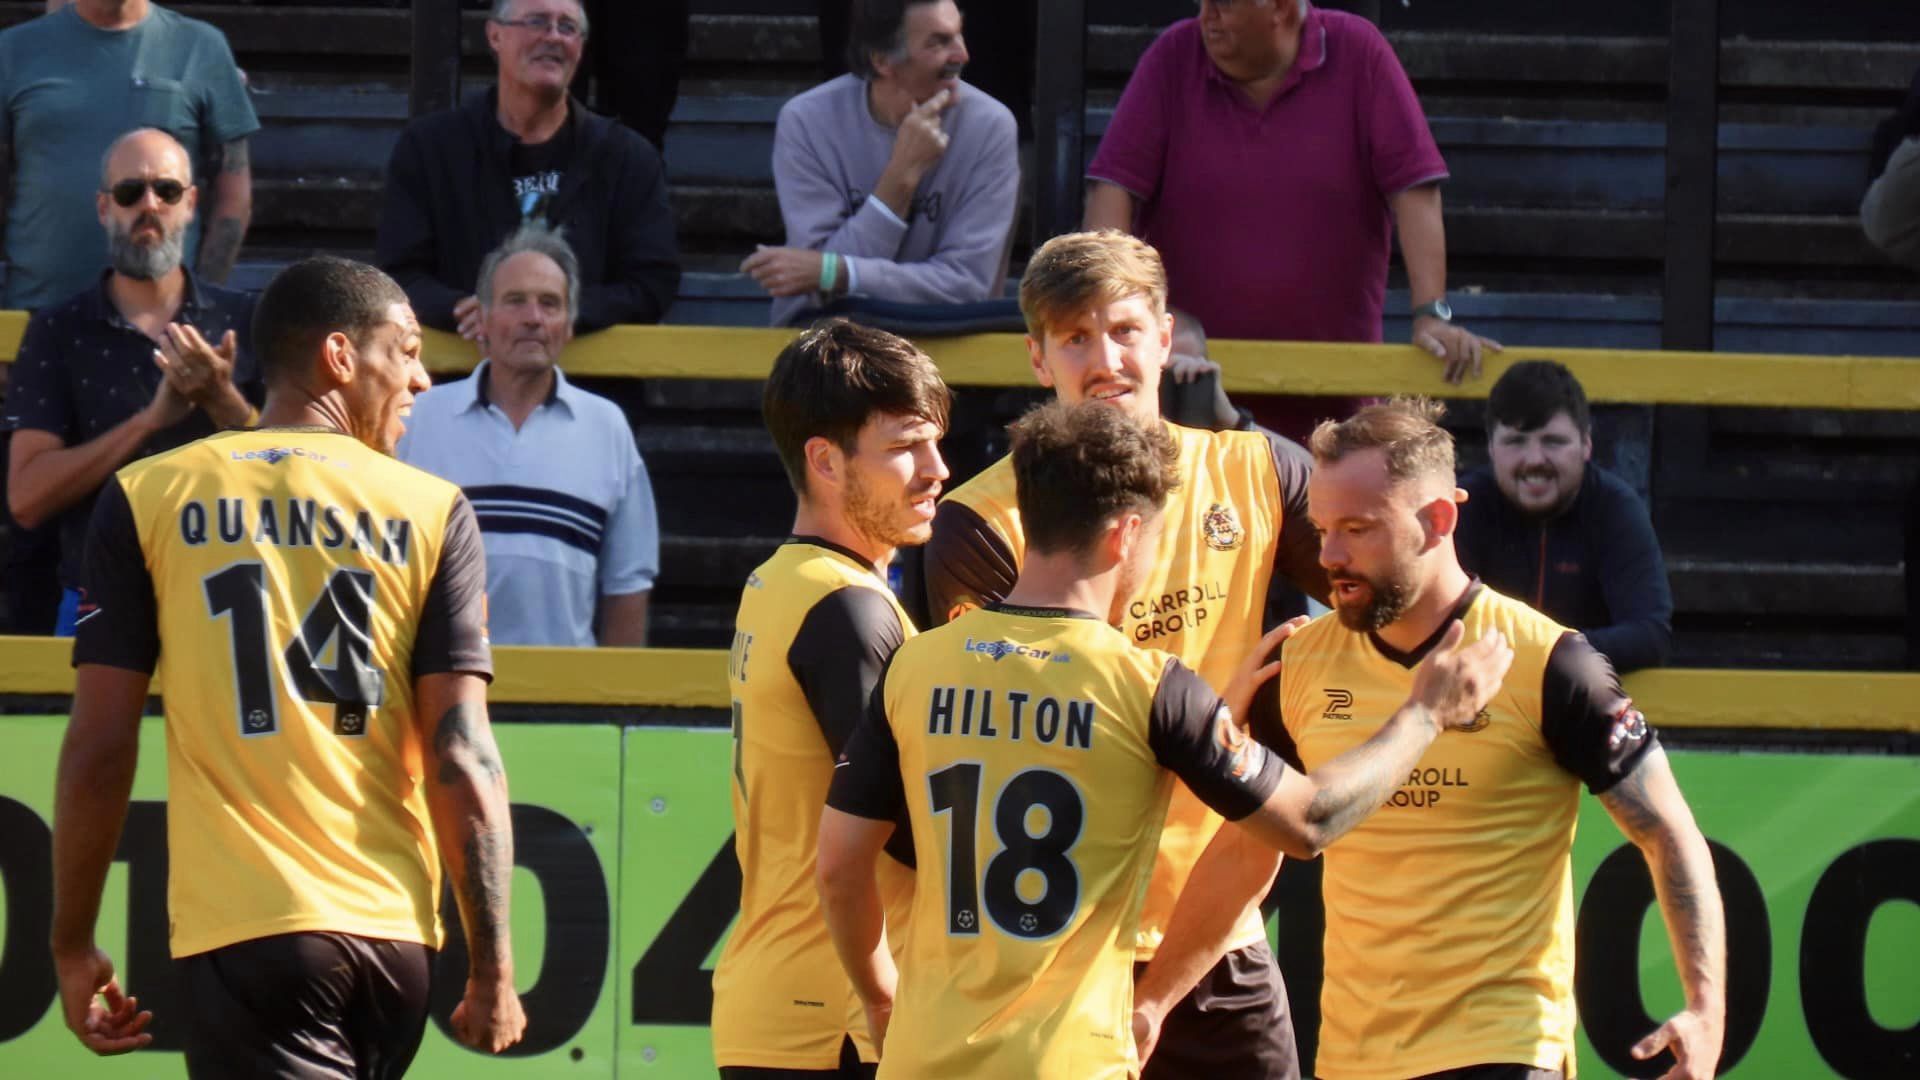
left=1221, top=616, right=1311, bottom=722
left=55, top=946, right=152, bottom=1056
left=450, top=978, right=527, bottom=1054
left=1408, top=622, right=1513, bottom=732
left=1632, top=1008, right=1723, bottom=1080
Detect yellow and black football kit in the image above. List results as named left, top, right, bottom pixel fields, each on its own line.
left=925, top=421, right=1324, bottom=969
left=827, top=603, right=1285, bottom=1080
left=1264, top=582, right=1657, bottom=1080
left=712, top=538, right=917, bottom=1072
left=73, top=428, right=492, bottom=960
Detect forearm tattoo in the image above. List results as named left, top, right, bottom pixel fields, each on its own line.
left=1604, top=763, right=1726, bottom=999
left=197, top=217, right=245, bottom=284
left=433, top=701, right=506, bottom=784
left=462, top=825, right=514, bottom=970
left=219, top=137, right=249, bottom=174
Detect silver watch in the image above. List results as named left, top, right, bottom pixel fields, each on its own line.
left=1411, top=299, right=1453, bottom=323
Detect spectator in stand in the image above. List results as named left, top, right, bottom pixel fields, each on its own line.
left=1456, top=360, right=1673, bottom=673
left=376, top=0, right=681, bottom=339
left=4, top=128, right=259, bottom=636
left=0, top=0, right=258, bottom=308
left=1084, top=0, right=1499, bottom=438
left=1861, top=66, right=1920, bottom=270
left=745, top=0, right=1020, bottom=327
left=398, top=222, right=658, bottom=648
left=816, top=0, right=1034, bottom=138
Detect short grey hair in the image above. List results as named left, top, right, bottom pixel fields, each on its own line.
left=488, top=0, right=590, bottom=37
left=99, top=127, right=193, bottom=188
left=476, top=219, right=582, bottom=329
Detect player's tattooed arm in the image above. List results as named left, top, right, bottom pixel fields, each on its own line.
left=195, top=138, right=252, bottom=284
left=1600, top=749, right=1726, bottom=1079
left=418, top=672, right=527, bottom=1052
left=431, top=699, right=513, bottom=969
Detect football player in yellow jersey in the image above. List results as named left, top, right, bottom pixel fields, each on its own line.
left=50, top=257, right=527, bottom=1074
left=818, top=401, right=1513, bottom=1080
left=924, top=229, right=1331, bottom=1076
left=712, top=319, right=951, bottom=1079
left=1153, top=399, right=1727, bottom=1080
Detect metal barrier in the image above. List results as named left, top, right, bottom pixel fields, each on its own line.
left=2, top=635, right=1914, bottom=732
left=6, top=317, right=1918, bottom=410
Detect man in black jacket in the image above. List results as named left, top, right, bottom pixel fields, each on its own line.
left=375, top=0, right=680, bottom=338
left=1457, top=360, right=1674, bottom=673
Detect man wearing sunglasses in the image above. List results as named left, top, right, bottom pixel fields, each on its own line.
left=5, top=127, right=260, bottom=636
left=0, top=0, right=258, bottom=309
left=376, top=0, right=680, bottom=339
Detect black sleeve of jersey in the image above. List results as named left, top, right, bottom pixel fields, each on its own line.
left=1148, top=658, right=1286, bottom=821
left=825, top=668, right=908, bottom=823
left=1245, top=634, right=1305, bottom=771
left=1541, top=630, right=1660, bottom=793
left=1262, top=428, right=1332, bottom=605
left=922, top=499, right=1018, bottom=627
left=71, top=478, right=161, bottom=673
left=413, top=493, right=494, bottom=681
left=789, top=585, right=907, bottom=758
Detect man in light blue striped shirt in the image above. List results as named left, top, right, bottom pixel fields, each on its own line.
left=399, top=221, right=658, bottom=646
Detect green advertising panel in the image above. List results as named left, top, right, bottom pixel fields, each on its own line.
left=1567, top=750, right=1920, bottom=1079
left=615, top=726, right=737, bottom=1076
left=0, top=716, right=624, bottom=1078
left=3, top=722, right=1915, bottom=1078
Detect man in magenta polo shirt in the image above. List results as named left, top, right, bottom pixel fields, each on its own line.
left=1086, top=0, right=1500, bottom=405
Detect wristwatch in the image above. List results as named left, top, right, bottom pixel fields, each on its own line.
left=1411, top=299, right=1453, bottom=323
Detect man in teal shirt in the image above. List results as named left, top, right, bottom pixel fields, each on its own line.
left=0, top=0, right=258, bottom=308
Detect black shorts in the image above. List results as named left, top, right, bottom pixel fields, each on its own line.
left=177, top=931, right=433, bottom=1080
left=719, top=1034, right=876, bottom=1079
left=1135, top=939, right=1301, bottom=1080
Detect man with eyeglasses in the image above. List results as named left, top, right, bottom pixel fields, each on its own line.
left=4, top=127, right=260, bottom=637
left=376, top=0, right=681, bottom=341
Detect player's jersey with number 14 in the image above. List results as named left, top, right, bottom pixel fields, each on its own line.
left=106, top=428, right=469, bottom=958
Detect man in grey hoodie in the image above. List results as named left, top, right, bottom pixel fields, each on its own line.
left=744, top=0, right=1020, bottom=327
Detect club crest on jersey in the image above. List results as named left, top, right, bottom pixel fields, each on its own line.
left=1459, top=708, right=1492, bottom=733
left=1608, top=706, right=1650, bottom=750
left=1202, top=502, right=1244, bottom=551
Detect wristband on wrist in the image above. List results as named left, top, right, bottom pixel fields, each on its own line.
left=819, top=251, right=839, bottom=293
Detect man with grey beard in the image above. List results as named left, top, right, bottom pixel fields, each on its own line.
left=4, top=127, right=259, bottom=635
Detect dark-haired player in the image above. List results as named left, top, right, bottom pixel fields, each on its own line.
left=711, top=318, right=951, bottom=1078
left=51, top=256, right=526, bottom=1076
left=820, top=400, right=1511, bottom=1079
left=1174, top=398, right=1724, bottom=1080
